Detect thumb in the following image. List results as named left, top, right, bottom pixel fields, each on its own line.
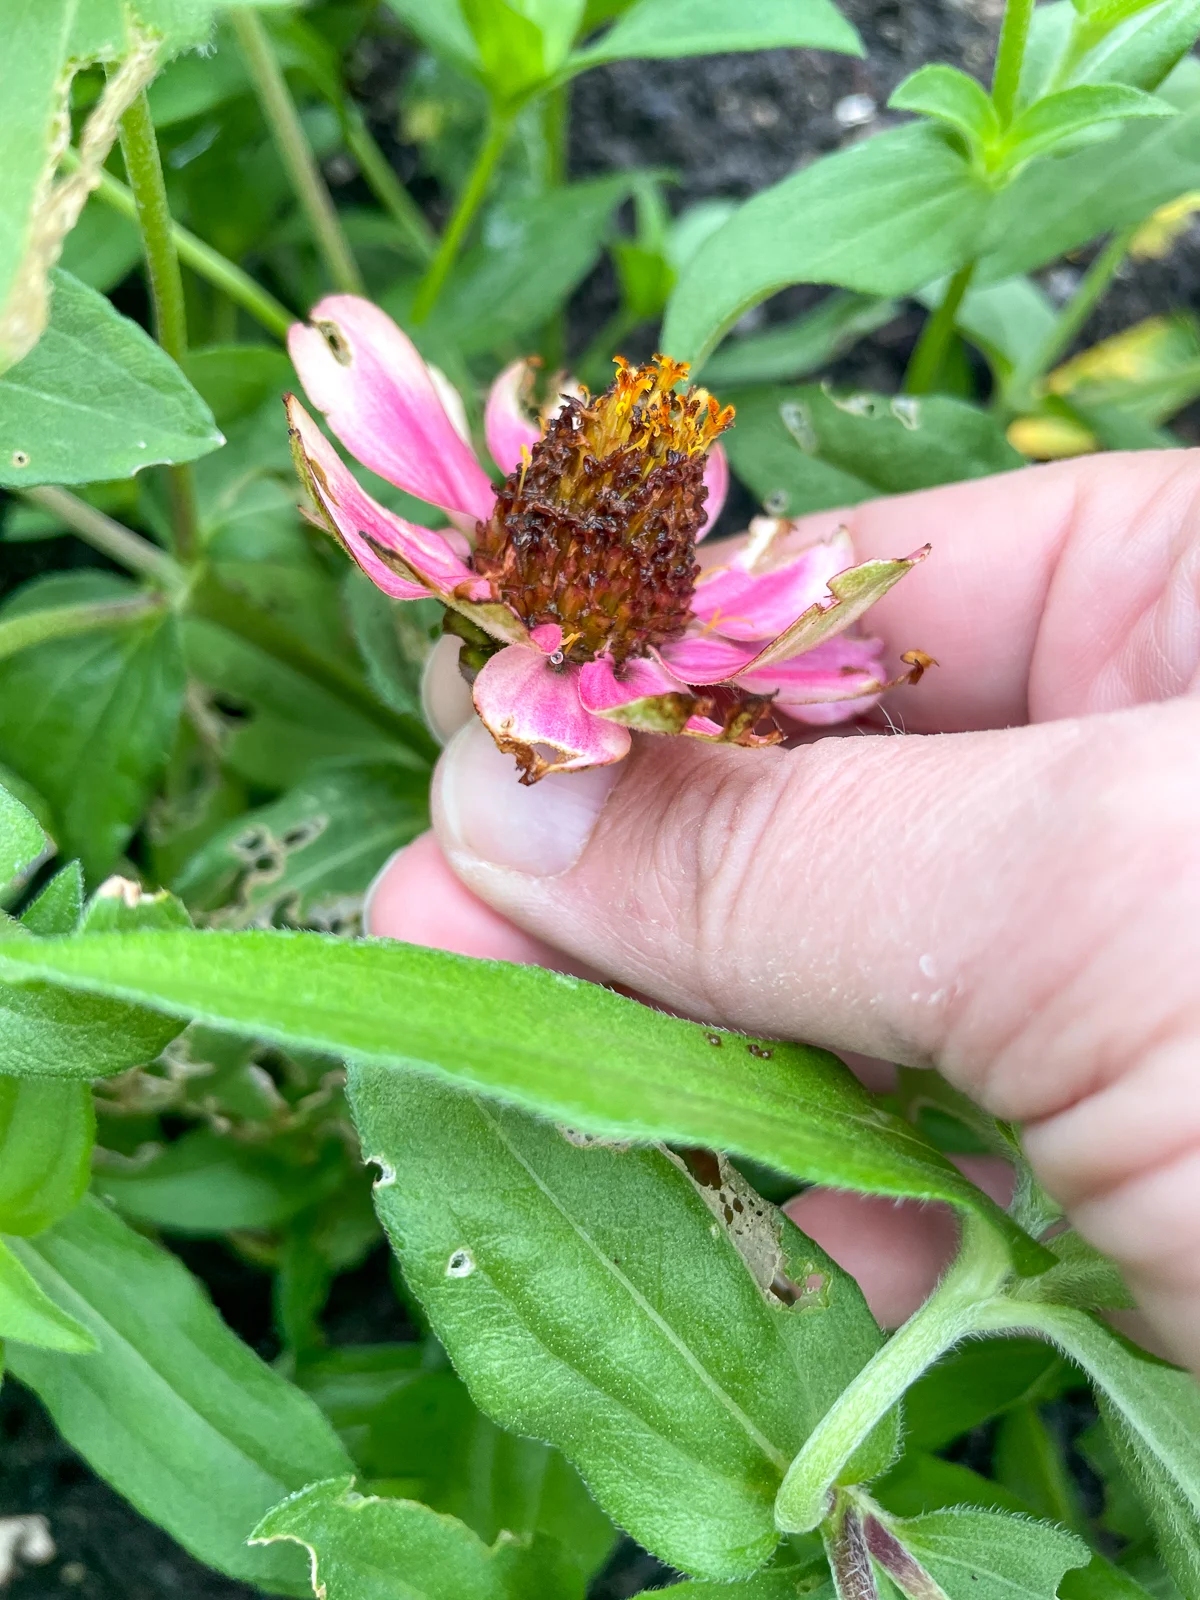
left=432, top=703, right=1198, bottom=1129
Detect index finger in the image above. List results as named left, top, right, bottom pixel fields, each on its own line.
left=752, top=448, right=1200, bottom=732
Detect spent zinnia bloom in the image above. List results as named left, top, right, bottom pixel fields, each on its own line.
left=285, top=295, right=929, bottom=782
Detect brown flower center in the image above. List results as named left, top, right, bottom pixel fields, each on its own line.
left=473, top=356, right=733, bottom=665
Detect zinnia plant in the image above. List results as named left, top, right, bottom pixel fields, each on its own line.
left=287, top=295, right=930, bottom=780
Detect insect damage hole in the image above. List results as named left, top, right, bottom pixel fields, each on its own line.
left=10, top=450, right=30, bottom=469
left=446, top=1248, right=475, bottom=1278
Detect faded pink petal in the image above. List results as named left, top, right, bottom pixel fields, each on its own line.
left=578, top=654, right=696, bottom=733
left=698, top=443, right=729, bottom=541
left=658, top=633, right=758, bottom=684
left=691, top=530, right=861, bottom=642
left=485, top=359, right=542, bottom=476
left=472, top=646, right=630, bottom=781
left=783, top=694, right=883, bottom=726
left=288, top=294, right=495, bottom=525
left=740, top=636, right=889, bottom=704
left=286, top=395, right=489, bottom=602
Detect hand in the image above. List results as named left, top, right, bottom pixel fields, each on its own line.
left=367, top=449, right=1200, bottom=1369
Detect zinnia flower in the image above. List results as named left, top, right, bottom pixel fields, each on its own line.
left=285, top=295, right=929, bottom=782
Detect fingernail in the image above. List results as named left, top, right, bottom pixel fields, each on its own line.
left=437, top=720, right=619, bottom=877
left=420, top=634, right=475, bottom=745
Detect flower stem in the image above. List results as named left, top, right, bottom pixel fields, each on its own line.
left=68, top=153, right=295, bottom=341
left=1003, top=224, right=1136, bottom=413
left=343, top=106, right=435, bottom=263
left=774, top=1215, right=1015, bottom=1534
left=23, top=488, right=186, bottom=594
left=903, top=261, right=975, bottom=395
left=991, top=0, right=1037, bottom=127
left=231, top=9, right=365, bottom=296
left=412, top=107, right=513, bottom=323
left=117, top=88, right=200, bottom=564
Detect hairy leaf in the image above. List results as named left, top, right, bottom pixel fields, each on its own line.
left=570, top=0, right=863, bottom=68
left=0, top=1235, right=95, bottom=1352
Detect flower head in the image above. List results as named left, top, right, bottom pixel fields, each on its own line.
left=286, top=295, right=929, bottom=782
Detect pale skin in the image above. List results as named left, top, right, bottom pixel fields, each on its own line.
left=367, top=449, right=1200, bottom=1373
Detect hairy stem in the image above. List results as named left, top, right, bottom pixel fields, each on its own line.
left=775, top=1216, right=1015, bottom=1533
left=412, top=108, right=513, bottom=323
left=343, top=107, right=435, bottom=262
left=232, top=9, right=364, bottom=296
left=991, top=0, right=1037, bottom=126
left=1004, top=224, right=1136, bottom=412
left=117, top=88, right=200, bottom=563
left=903, top=261, right=975, bottom=395
left=23, top=489, right=185, bottom=594
left=68, top=154, right=295, bottom=341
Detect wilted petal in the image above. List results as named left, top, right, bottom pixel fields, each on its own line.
left=288, top=294, right=495, bottom=524
left=691, top=529, right=861, bottom=642
left=485, top=358, right=542, bottom=476
left=473, top=646, right=631, bottom=782
left=578, top=654, right=697, bottom=734
left=287, top=395, right=485, bottom=601
left=657, top=633, right=757, bottom=685
left=698, top=443, right=729, bottom=541
left=783, top=694, right=883, bottom=726
left=740, top=636, right=890, bottom=704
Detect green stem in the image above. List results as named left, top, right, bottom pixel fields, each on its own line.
left=991, top=0, right=1037, bottom=126
left=542, top=81, right=568, bottom=187
left=231, top=9, right=364, bottom=296
left=117, top=88, right=199, bottom=564
left=0, top=595, right=165, bottom=664
left=343, top=107, right=435, bottom=262
left=903, top=261, right=975, bottom=395
left=23, top=488, right=185, bottom=594
left=774, top=1216, right=1015, bottom=1534
left=67, top=153, right=295, bottom=341
left=1004, top=223, right=1136, bottom=412
left=412, top=108, right=513, bottom=323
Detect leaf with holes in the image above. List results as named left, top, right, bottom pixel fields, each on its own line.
left=348, top=1068, right=898, bottom=1580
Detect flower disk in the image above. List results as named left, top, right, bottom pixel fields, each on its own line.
left=474, top=356, right=734, bottom=664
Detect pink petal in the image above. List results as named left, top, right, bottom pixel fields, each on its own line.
left=472, top=646, right=631, bottom=782
left=287, top=395, right=486, bottom=602
left=288, top=294, right=495, bottom=525
left=691, top=529, right=858, bottom=641
left=530, top=622, right=564, bottom=654
left=698, top=443, right=729, bottom=542
left=578, top=654, right=697, bottom=734
left=657, top=634, right=757, bottom=685
left=740, top=636, right=889, bottom=704
left=783, top=694, right=883, bottom=727
left=485, top=359, right=543, bottom=476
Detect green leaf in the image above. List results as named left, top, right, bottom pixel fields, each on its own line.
left=669, top=1575, right=833, bottom=1598
left=991, top=1301, right=1200, bottom=1598
left=873, top=1450, right=1034, bottom=1519
left=992, top=83, right=1175, bottom=174
left=5, top=1197, right=353, bottom=1594
left=21, top=861, right=84, bottom=937
left=699, top=293, right=900, bottom=389
left=569, top=0, right=863, bottom=68
left=994, top=1403, right=1087, bottom=1533
left=351, top=1069, right=896, bottom=1578
left=171, top=763, right=428, bottom=926
left=0, top=573, right=186, bottom=882
left=1072, top=0, right=1200, bottom=93
left=888, top=65, right=1000, bottom=157
left=459, top=0, right=565, bottom=97
left=902, top=1338, right=1080, bottom=1453
left=381, top=0, right=482, bottom=76
left=724, top=385, right=1023, bottom=517
left=0, top=929, right=1046, bottom=1268
left=80, top=878, right=192, bottom=934
left=0, top=1235, right=95, bottom=1353
left=935, top=274, right=1057, bottom=381
left=57, top=197, right=142, bottom=294
left=251, top=1476, right=583, bottom=1600
left=663, top=123, right=991, bottom=369
left=0, top=779, right=49, bottom=898
left=0, top=1076, right=94, bottom=1235
left=94, top=1127, right=344, bottom=1233
left=418, top=177, right=630, bottom=357
left=978, top=58, right=1200, bottom=282
left=182, top=343, right=294, bottom=428
left=0, top=592, right=167, bottom=666
left=869, top=1507, right=1090, bottom=1600
left=0, top=271, right=223, bottom=488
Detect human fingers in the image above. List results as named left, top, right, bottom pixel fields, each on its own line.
left=705, top=449, right=1200, bottom=732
